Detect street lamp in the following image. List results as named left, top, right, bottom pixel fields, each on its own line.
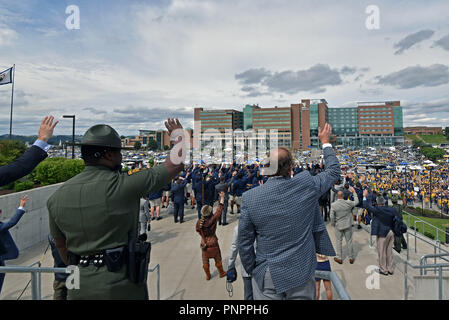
left=426, top=163, right=437, bottom=209
left=63, top=115, right=75, bottom=159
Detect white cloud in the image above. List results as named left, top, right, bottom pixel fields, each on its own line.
left=1, top=0, right=449, bottom=135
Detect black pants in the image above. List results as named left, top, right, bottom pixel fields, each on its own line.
left=219, top=200, right=228, bottom=224
left=320, top=205, right=329, bottom=221
left=174, top=202, right=184, bottom=222
left=393, top=235, right=407, bottom=253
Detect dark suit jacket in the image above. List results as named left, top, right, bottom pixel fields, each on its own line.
left=171, top=180, right=187, bottom=204
left=238, top=146, right=339, bottom=294
left=0, top=145, right=47, bottom=187
left=0, top=208, right=25, bottom=261
left=363, top=197, right=395, bottom=237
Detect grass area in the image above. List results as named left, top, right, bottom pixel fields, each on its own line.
left=402, top=210, right=449, bottom=243
left=419, top=134, right=449, bottom=145
left=405, top=134, right=421, bottom=143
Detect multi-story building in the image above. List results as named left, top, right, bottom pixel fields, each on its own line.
left=328, top=101, right=404, bottom=147
left=122, top=128, right=193, bottom=150
left=193, top=107, right=243, bottom=151
left=193, top=99, right=404, bottom=158
left=404, top=126, right=443, bottom=135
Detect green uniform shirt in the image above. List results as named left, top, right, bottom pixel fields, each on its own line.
left=46, top=164, right=169, bottom=299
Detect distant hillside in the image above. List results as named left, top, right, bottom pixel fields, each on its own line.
left=405, top=134, right=449, bottom=145
left=0, top=134, right=83, bottom=145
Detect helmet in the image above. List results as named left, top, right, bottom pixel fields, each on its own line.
left=77, top=124, right=129, bottom=149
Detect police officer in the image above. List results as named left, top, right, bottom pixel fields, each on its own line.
left=47, top=118, right=184, bottom=300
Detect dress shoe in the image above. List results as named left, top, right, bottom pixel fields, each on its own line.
left=376, top=269, right=388, bottom=276
left=222, top=222, right=229, bottom=226
left=334, top=258, right=343, bottom=264
left=349, top=258, right=355, bottom=264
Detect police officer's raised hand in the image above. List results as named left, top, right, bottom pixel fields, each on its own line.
left=164, top=118, right=183, bottom=136
left=37, top=116, right=59, bottom=143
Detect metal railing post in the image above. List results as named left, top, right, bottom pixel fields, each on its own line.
left=439, top=266, right=443, bottom=300
left=30, top=272, right=39, bottom=300
left=38, top=261, right=42, bottom=300
left=157, top=265, right=160, bottom=300
left=434, top=245, right=438, bottom=274
left=414, top=221, right=417, bottom=253
left=404, top=262, right=408, bottom=300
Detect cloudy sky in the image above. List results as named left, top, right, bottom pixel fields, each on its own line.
left=1, top=0, right=449, bottom=136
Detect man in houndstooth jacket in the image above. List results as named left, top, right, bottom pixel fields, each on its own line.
left=238, top=123, right=339, bottom=300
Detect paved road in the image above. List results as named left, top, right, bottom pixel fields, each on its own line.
left=1, top=203, right=447, bottom=300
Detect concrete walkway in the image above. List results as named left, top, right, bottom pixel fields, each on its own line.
left=1, top=204, right=447, bottom=300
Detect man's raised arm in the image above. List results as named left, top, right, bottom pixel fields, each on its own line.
left=311, top=123, right=341, bottom=196
left=0, top=116, right=58, bottom=186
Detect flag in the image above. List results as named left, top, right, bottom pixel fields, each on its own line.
left=0, top=67, right=13, bottom=85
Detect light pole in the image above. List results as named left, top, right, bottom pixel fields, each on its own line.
left=425, top=164, right=436, bottom=209
left=63, top=115, right=75, bottom=159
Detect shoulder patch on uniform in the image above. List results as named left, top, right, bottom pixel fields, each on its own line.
left=128, top=168, right=147, bottom=176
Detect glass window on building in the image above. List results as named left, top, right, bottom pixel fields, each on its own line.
left=310, top=104, right=319, bottom=136
left=393, top=106, right=403, bottom=136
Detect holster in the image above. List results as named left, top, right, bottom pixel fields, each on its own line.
left=66, top=251, right=80, bottom=265
left=104, top=246, right=127, bottom=272
left=128, top=234, right=151, bottom=284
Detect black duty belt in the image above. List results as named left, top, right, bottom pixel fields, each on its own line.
left=67, top=246, right=127, bottom=272
left=78, top=254, right=106, bottom=268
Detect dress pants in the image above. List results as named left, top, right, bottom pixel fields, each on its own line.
left=197, top=203, right=202, bottom=220
left=252, top=267, right=315, bottom=300
left=219, top=200, right=228, bottom=224
left=174, top=202, right=184, bottom=222
left=243, top=276, right=253, bottom=300
left=377, top=230, right=394, bottom=273
left=335, top=227, right=354, bottom=260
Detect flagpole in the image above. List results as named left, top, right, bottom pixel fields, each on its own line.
left=9, top=64, right=15, bottom=140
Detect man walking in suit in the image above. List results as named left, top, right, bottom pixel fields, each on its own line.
left=0, top=116, right=58, bottom=186
left=330, top=187, right=359, bottom=264
left=238, top=123, right=339, bottom=300
left=363, top=189, right=396, bottom=275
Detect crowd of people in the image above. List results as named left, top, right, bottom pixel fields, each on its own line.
left=0, top=116, right=445, bottom=301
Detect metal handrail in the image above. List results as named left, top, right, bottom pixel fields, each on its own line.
left=404, top=257, right=449, bottom=300
left=362, top=208, right=449, bottom=300
left=420, top=253, right=449, bottom=275
left=402, top=210, right=449, bottom=248
left=148, top=264, right=160, bottom=300
left=0, top=262, right=162, bottom=300
left=0, top=265, right=68, bottom=300
left=314, top=270, right=350, bottom=300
